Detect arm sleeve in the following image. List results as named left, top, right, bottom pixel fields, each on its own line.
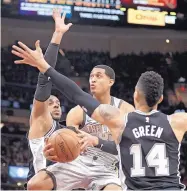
left=34, top=43, right=59, bottom=101
left=44, top=67, right=100, bottom=117
left=95, top=138, right=118, bottom=155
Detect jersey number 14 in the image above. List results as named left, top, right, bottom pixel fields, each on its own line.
left=130, top=143, right=169, bottom=177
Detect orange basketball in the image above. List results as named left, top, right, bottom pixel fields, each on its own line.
left=48, top=128, right=81, bottom=163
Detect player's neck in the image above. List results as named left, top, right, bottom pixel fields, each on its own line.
left=93, top=92, right=111, bottom=104
left=136, top=104, right=158, bottom=113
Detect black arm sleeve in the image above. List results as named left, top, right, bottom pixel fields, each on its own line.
left=95, top=138, right=118, bottom=155
left=44, top=67, right=100, bottom=117
left=34, top=43, right=59, bottom=101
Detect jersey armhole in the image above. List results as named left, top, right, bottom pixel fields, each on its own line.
left=167, top=115, right=171, bottom=124
left=167, top=115, right=180, bottom=144
left=44, top=120, right=56, bottom=138
left=118, top=113, right=129, bottom=144
left=124, top=113, right=129, bottom=127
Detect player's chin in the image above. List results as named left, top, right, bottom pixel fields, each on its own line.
left=90, top=89, right=100, bottom=95
left=52, top=114, right=61, bottom=121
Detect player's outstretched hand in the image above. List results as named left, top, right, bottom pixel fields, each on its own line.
left=53, top=8, right=73, bottom=34
left=12, top=41, right=50, bottom=73
left=77, top=130, right=99, bottom=153
left=43, top=138, right=59, bottom=162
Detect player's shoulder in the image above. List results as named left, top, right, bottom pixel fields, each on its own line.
left=118, top=99, right=135, bottom=113
left=170, top=112, right=187, bottom=123
left=67, top=105, right=84, bottom=118
left=170, top=112, right=187, bottom=132
left=70, top=105, right=83, bottom=112
left=66, top=105, right=84, bottom=127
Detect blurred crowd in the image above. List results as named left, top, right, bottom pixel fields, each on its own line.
left=1, top=46, right=187, bottom=189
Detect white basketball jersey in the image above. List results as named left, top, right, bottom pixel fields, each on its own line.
left=80, top=96, right=122, bottom=165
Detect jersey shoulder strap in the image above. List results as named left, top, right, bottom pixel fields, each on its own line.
left=44, top=120, right=56, bottom=138
left=112, top=96, right=123, bottom=108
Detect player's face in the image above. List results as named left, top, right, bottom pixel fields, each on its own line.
left=48, top=96, right=62, bottom=120
left=89, top=68, right=113, bottom=96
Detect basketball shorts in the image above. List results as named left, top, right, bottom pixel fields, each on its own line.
left=45, top=155, right=122, bottom=190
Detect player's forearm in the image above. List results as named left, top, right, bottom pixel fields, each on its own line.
left=41, top=66, right=100, bottom=116
left=95, top=138, right=118, bottom=155
left=51, top=31, right=64, bottom=45
left=34, top=43, right=60, bottom=102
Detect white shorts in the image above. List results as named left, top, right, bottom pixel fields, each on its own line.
left=44, top=155, right=122, bottom=190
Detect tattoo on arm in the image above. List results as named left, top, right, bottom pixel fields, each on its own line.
left=98, top=104, right=120, bottom=121
left=98, top=104, right=127, bottom=144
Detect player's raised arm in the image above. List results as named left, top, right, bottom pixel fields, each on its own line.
left=11, top=41, right=125, bottom=143
left=21, top=9, right=72, bottom=139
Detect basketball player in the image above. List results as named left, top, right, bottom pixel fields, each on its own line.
left=12, top=40, right=187, bottom=189
left=43, top=65, right=134, bottom=190
left=25, top=8, right=72, bottom=184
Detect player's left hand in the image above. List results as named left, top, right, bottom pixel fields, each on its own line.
left=77, top=130, right=99, bottom=153
left=53, top=8, right=72, bottom=34
left=12, top=41, right=50, bottom=73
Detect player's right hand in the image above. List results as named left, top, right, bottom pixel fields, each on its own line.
left=43, top=138, right=59, bottom=162
left=77, top=130, right=99, bottom=153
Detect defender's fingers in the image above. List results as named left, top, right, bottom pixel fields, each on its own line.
left=18, top=41, right=32, bottom=53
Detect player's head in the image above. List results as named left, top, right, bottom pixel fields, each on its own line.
left=48, top=95, right=62, bottom=121
left=89, top=65, right=115, bottom=96
left=134, top=71, right=164, bottom=109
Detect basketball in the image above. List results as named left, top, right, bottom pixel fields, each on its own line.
left=48, top=128, right=81, bottom=163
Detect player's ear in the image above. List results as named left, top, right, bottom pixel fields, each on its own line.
left=158, top=95, right=163, bottom=104
left=109, top=79, right=114, bottom=87
left=134, top=90, right=138, bottom=102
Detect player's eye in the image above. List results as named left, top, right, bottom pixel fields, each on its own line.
left=97, top=74, right=102, bottom=78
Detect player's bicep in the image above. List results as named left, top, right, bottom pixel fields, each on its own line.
left=29, top=99, right=53, bottom=138
left=66, top=106, right=84, bottom=129
left=29, top=114, right=53, bottom=139
left=31, top=99, right=49, bottom=119
left=91, top=104, right=125, bottom=143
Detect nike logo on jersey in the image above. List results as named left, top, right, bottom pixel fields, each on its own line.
left=132, top=125, right=163, bottom=139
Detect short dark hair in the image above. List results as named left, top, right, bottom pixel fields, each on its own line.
left=137, top=71, right=164, bottom=107
left=94, top=65, right=115, bottom=80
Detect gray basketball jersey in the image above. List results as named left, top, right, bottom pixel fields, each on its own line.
left=81, top=96, right=123, bottom=165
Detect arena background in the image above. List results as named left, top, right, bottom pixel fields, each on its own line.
left=1, top=0, right=187, bottom=189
